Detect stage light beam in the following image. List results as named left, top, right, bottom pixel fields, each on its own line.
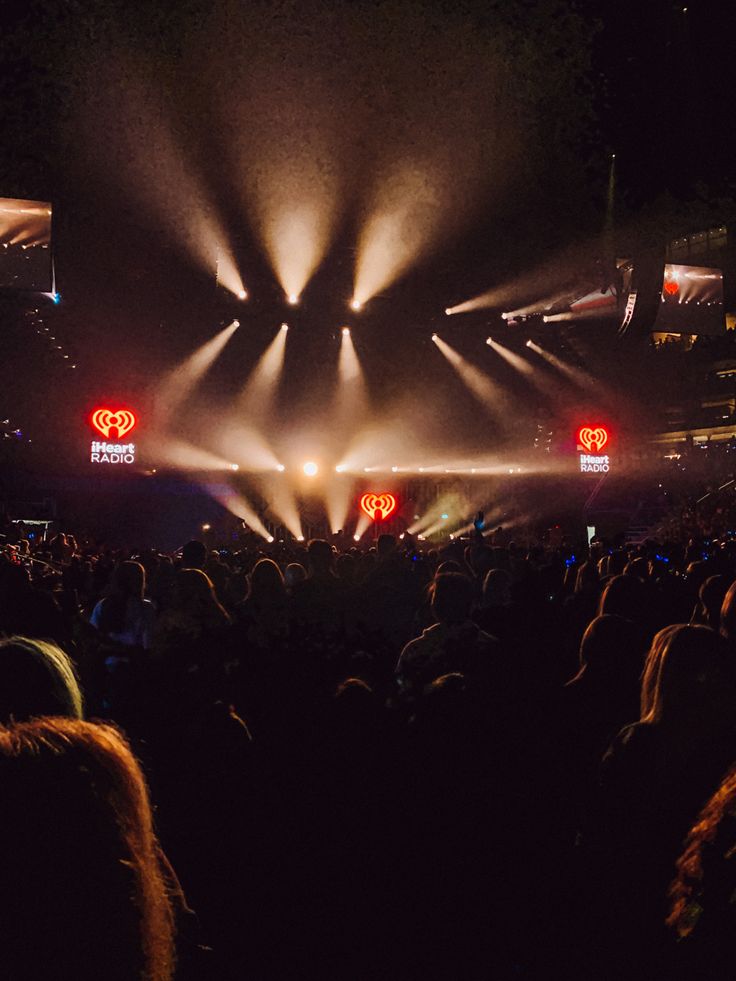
left=303, top=461, right=318, bottom=477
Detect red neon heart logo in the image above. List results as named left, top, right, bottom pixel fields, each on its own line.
left=663, top=280, right=679, bottom=295
left=91, top=408, right=137, bottom=439
left=578, top=426, right=608, bottom=453
left=360, top=492, right=397, bottom=522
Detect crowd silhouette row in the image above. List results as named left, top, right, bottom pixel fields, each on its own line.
left=2, top=525, right=736, bottom=978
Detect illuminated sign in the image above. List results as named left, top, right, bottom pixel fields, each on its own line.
left=360, top=492, right=397, bottom=521
left=89, top=407, right=137, bottom=465
left=577, top=425, right=610, bottom=474
left=91, top=408, right=136, bottom=439
left=578, top=427, right=608, bottom=453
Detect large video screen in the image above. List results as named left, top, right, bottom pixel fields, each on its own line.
left=652, top=263, right=724, bottom=336
left=0, top=198, right=53, bottom=292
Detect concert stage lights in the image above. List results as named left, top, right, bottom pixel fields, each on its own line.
left=303, top=461, right=318, bottom=476
left=335, top=464, right=347, bottom=473
left=276, top=464, right=285, bottom=472
left=230, top=463, right=239, bottom=471
left=431, top=333, right=438, bottom=341
left=237, top=289, right=248, bottom=300
left=342, top=326, right=351, bottom=336
left=287, top=294, right=299, bottom=305
left=281, top=323, right=289, bottom=331
left=350, top=299, right=362, bottom=312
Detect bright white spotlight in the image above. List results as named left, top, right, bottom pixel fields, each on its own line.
left=230, top=463, right=239, bottom=471
left=391, top=466, right=398, bottom=473
left=335, top=464, right=347, bottom=473
left=281, top=323, right=289, bottom=331
left=233, top=320, right=240, bottom=328
left=501, top=312, right=509, bottom=320
left=237, top=289, right=248, bottom=300
left=350, top=299, right=362, bottom=312
left=297, top=535, right=305, bottom=542
left=486, top=337, right=492, bottom=345
left=431, top=333, right=439, bottom=341
left=276, top=464, right=285, bottom=472
left=342, top=326, right=350, bottom=336
left=353, top=534, right=361, bottom=542
left=201, top=523, right=211, bottom=532
left=526, top=339, right=533, bottom=347
left=542, top=316, right=549, bottom=323
left=303, top=461, right=318, bottom=477
left=267, top=536, right=275, bottom=543
left=287, top=293, right=299, bottom=305
left=444, top=308, right=451, bottom=315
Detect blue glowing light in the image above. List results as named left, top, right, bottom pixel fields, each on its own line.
left=51, top=292, right=61, bottom=304
left=441, top=513, right=449, bottom=520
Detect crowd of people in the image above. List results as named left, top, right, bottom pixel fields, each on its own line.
left=3, top=522, right=736, bottom=978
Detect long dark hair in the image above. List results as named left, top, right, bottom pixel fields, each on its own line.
left=0, top=717, right=176, bottom=979
left=97, top=561, right=146, bottom=636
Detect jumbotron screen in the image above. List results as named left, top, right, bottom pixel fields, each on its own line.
left=0, top=197, right=53, bottom=291
left=652, top=264, right=724, bottom=336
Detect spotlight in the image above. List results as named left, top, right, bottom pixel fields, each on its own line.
left=441, top=513, right=449, bottom=520
left=237, top=289, right=248, bottom=300
left=542, top=316, right=549, bottom=323
left=276, top=464, right=285, bottom=472
left=231, top=463, right=240, bottom=471
left=233, top=320, right=240, bottom=328
left=267, top=536, right=275, bottom=543
left=501, top=312, right=509, bottom=320
left=342, top=326, right=350, bottom=336
left=201, top=523, right=211, bottom=532
left=486, top=337, right=492, bottom=345
left=526, top=339, right=533, bottom=347
left=444, top=308, right=451, bottom=315
left=297, top=535, right=305, bottom=542
left=353, top=534, right=361, bottom=542
left=431, top=333, right=438, bottom=341
left=287, top=294, right=299, bottom=305
left=335, top=464, right=347, bottom=473
left=391, top=466, right=398, bottom=473
left=350, top=299, right=362, bottom=312
left=281, top=323, right=289, bottom=331
left=303, top=461, right=318, bottom=477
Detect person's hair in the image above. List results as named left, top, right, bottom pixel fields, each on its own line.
left=307, top=539, right=333, bottom=574
left=641, top=624, right=730, bottom=724
left=720, top=578, right=736, bottom=641
left=597, top=573, right=646, bottom=620
left=173, top=568, right=231, bottom=626
left=181, top=539, right=207, bottom=570
left=567, top=614, right=641, bottom=685
left=97, top=560, right=146, bottom=636
left=668, top=762, right=736, bottom=938
left=247, top=558, right=285, bottom=603
left=482, top=568, right=512, bottom=606
left=436, top=559, right=463, bottom=577
left=0, top=718, right=176, bottom=980
left=0, top=636, right=83, bottom=721
left=695, top=575, right=729, bottom=630
left=430, top=573, right=474, bottom=625
left=284, top=562, right=307, bottom=588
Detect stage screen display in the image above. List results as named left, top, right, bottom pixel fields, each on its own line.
left=652, top=264, right=724, bottom=336
left=0, top=197, right=53, bottom=291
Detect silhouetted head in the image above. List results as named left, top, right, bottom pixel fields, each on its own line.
left=111, top=560, right=145, bottom=601
left=483, top=569, right=512, bottom=607
left=430, top=572, right=474, bottom=625
left=248, top=558, right=285, bottom=602
left=642, top=624, right=733, bottom=727
left=598, top=573, right=647, bottom=621
left=0, top=717, right=175, bottom=979
left=720, top=578, right=736, bottom=642
left=181, top=539, right=207, bottom=570
left=307, top=539, right=334, bottom=576
left=0, top=637, right=83, bottom=723
left=284, top=562, right=307, bottom=589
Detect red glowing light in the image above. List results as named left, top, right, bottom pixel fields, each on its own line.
left=360, top=492, right=397, bottom=522
left=578, top=426, right=609, bottom=453
left=91, top=407, right=137, bottom=439
left=663, top=280, right=679, bottom=296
